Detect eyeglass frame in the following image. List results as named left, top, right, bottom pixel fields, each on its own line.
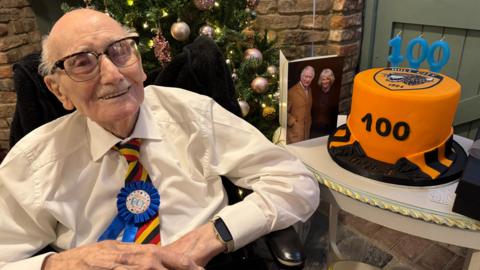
left=50, top=35, right=141, bottom=82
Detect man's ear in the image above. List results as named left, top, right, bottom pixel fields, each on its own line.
left=44, top=75, right=75, bottom=110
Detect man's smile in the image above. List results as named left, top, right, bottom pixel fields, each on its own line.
left=99, top=86, right=130, bottom=100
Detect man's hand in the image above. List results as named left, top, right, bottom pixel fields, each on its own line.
left=41, top=240, right=203, bottom=270
left=164, top=222, right=226, bottom=266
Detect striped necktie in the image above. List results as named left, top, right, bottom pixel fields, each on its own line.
left=114, top=139, right=161, bottom=244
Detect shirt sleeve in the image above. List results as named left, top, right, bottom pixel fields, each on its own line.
left=0, top=150, right=58, bottom=269
left=207, top=101, right=320, bottom=250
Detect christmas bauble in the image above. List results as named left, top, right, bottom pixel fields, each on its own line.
left=241, top=27, right=255, bottom=39
left=267, top=30, right=277, bottom=41
left=170, top=21, right=191, bottom=41
left=199, top=25, right=214, bottom=38
left=193, top=0, right=215, bottom=10
left=238, top=100, right=250, bottom=117
left=251, top=76, right=268, bottom=94
left=262, top=106, right=276, bottom=120
left=244, top=48, right=263, bottom=63
left=266, top=65, right=278, bottom=76
left=247, top=0, right=260, bottom=9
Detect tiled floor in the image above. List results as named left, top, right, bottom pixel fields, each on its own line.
left=301, top=202, right=468, bottom=270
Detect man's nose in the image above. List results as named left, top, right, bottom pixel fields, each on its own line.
left=98, top=56, right=124, bottom=84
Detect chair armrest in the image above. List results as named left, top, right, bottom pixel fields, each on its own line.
left=264, top=226, right=306, bottom=269
left=221, top=177, right=306, bottom=269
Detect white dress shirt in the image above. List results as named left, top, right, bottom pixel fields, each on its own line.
left=0, top=85, right=319, bottom=269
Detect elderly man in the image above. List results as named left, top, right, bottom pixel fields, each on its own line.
left=287, top=66, right=315, bottom=144
left=0, top=8, right=319, bottom=270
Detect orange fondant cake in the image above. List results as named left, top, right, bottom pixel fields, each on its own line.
left=328, top=67, right=463, bottom=182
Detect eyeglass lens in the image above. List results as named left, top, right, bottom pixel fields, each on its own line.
left=63, top=38, right=139, bottom=81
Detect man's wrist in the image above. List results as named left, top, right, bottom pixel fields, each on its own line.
left=211, top=217, right=234, bottom=253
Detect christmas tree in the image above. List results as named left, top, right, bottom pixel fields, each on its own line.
left=63, top=0, right=280, bottom=140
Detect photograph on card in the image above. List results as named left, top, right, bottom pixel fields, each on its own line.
left=282, top=53, right=344, bottom=144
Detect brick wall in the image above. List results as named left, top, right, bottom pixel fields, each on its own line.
left=254, top=0, right=363, bottom=114
left=0, top=0, right=42, bottom=155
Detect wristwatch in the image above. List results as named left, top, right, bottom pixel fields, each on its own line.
left=211, top=217, right=234, bottom=253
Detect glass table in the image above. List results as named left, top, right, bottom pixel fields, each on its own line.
left=285, top=117, right=480, bottom=269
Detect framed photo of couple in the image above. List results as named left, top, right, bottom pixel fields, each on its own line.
left=279, top=52, right=344, bottom=145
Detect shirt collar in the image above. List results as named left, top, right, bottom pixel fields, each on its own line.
left=88, top=103, right=164, bottom=161
left=300, top=82, right=310, bottom=91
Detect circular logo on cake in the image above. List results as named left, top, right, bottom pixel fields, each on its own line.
left=374, top=67, right=443, bottom=91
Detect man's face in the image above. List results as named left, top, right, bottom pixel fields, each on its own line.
left=300, top=69, right=314, bottom=88
left=45, top=10, right=146, bottom=131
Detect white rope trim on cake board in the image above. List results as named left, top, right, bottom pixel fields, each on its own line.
left=307, top=166, right=480, bottom=231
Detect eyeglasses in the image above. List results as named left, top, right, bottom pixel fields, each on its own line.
left=51, top=36, right=140, bottom=82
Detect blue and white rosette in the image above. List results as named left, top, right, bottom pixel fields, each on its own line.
left=98, top=181, right=160, bottom=242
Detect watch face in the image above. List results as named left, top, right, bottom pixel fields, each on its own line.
left=214, top=218, right=233, bottom=242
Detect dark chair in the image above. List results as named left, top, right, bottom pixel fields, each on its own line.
left=9, top=53, right=71, bottom=148
left=11, top=39, right=306, bottom=269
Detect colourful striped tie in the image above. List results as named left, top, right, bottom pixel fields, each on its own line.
left=114, top=139, right=161, bottom=245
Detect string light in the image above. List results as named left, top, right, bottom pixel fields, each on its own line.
left=214, top=26, right=222, bottom=35
left=214, top=1, right=220, bottom=7
left=161, top=9, right=169, bottom=17
left=148, top=39, right=154, bottom=48
left=143, top=22, right=149, bottom=29
left=127, top=0, right=134, bottom=6
left=261, top=103, right=266, bottom=108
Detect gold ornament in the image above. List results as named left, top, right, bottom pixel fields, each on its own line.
left=199, top=25, right=214, bottom=38
left=241, top=27, right=255, bottom=39
left=238, top=100, right=250, bottom=117
left=262, top=106, right=276, bottom=120
left=251, top=76, right=269, bottom=94
left=193, top=0, right=215, bottom=10
left=266, top=65, right=278, bottom=76
left=267, top=30, right=277, bottom=41
left=171, top=21, right=191, bottom=41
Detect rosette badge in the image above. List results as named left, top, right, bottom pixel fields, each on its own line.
left=118, top=181, right=160, bottom=224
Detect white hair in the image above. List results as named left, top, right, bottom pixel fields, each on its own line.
left=38, top=35, right=54, bottom=77
left=301, top=65, right=315, bottom=77
left=318, top=68, right=335, bottom=85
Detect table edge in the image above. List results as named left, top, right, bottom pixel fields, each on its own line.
left=307, top=165, right=480, bottom=231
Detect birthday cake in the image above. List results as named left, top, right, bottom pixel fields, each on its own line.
left=328, top=67, right=467, bottom=186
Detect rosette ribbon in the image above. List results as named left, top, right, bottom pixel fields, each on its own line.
left=98, top=181, right=160, bottom=242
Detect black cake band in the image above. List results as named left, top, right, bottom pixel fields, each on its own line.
left=328, top=124, right=467, bottom=186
